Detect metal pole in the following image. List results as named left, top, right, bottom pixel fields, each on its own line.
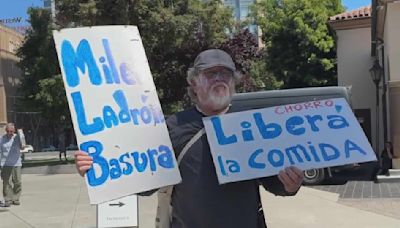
left=376, top=83, right=380, bottom=154
left=380, top=43, right=387, bottom=142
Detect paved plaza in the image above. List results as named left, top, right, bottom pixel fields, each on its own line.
left=313, top=181, right=400, bottom=199
left=0, top=162, right=399, bottom=227
left=312, top=181, right=400, bottom=220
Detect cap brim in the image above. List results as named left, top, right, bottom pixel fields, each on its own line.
left=197, top=63, right=235, bottom=72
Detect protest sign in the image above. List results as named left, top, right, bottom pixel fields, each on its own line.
left=203, top=98, right=377, bottom=184
left=53, top=26, right=181, bottom=204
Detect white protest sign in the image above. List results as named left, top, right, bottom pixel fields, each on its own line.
left=97, top=195, right=138, bottom=228
left=203, top=98, right=377, bottom=184
left=53, top=26, right=181, bottom=204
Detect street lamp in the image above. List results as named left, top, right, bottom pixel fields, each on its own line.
left=369, top=59, right=383, bottom=153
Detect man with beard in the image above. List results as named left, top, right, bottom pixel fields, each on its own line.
left=75, top=49, right=304, bottom=228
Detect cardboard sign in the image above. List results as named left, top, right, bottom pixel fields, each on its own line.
left=97, top=195, right=138, bottom=228
left=203, top=98, right=377, bottom=184
left=53, top=26, right=181, bottom=204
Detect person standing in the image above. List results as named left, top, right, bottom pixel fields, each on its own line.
left=58, top=131, right=67, bottom=161
left=380, top=141, right=394, bottom=176
left=75, top=49, right=304, bottom=227
left=0, top=123, right=23, bottom=207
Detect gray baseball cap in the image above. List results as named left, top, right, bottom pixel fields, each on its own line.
left=193, top=49, right=236, bottom=71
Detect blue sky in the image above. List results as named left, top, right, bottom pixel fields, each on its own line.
left=0, top=0, right=372, bottom=27
left=0, top=0, right=43, bottom=26
left=342, top=0, right=371, bottom=11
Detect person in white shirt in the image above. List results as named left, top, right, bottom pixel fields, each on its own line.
left=0, top=123, right=23, bottom=207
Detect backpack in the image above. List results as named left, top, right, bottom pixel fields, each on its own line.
left=155, top=128, right=205, bottom=228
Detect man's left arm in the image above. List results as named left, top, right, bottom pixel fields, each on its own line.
left=259, top=166, right=303, bottom=196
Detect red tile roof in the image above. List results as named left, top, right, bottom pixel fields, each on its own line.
left=329, top=6, right=371, bottom=21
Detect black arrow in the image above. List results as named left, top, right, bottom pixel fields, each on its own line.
left=109, top=202, right=125, bottom=207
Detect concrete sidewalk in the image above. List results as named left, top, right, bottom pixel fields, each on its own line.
left=1, top=173, right=399, bottom=228
left=261, top=187, right=400, bottom=228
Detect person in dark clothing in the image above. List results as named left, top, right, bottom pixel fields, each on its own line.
left=74, top=49, right=304, bottom=228
left=58, top=132, right=67, bottom=161
left=379, top=141, right=394, bottom=176
left=166, top=106, right=300, bottom=228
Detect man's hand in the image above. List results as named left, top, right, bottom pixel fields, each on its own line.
left=278, top=166, right=304, bottom=193
left=74, top=151, right=93, bottom=177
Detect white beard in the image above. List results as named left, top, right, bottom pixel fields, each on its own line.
left=199, top=82, right=234, bottom=110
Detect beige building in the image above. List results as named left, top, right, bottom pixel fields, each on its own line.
left=0, top=24, right=24, bottom=124
left=379, top=1, right=400, bottom=168
left=330, top=1, right=400, bottom=168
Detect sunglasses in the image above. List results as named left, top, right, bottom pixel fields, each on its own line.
left=201, top=69, right=233, bottom=81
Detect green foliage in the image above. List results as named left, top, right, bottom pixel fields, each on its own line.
left=54, top=0, right=234, bottom=113
left=35, top=75, right=68, bottom=114
left=219, top=29, right=263, bottom=92
left=55, top=0, right=97, bottom=27
left=249, top=59, right=283, bottom=91
left=253, top=0, right=344, bottom=88
left=17, top=8, right=66, bottom=126
left=22, top=0, right=298, bottom=117
left=133, top=0, right=234, bottom=113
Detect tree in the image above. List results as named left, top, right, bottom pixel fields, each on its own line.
left=248, top=56, right=284, bottom=91
left=16, top=9, right=67, bottom=119
left=17, top=1, right=235, bottom=146
left=17, top=9, right=60, bottom=104
left=55, top=0, right=97, bottom=27
left=219, top=29, right=263, bottom=92
left=253, top=0, right=344, bottom=88
left=17, top=8, right=68, bottom=148
left=129, top=0, right=234, bottom=113
left=54, top=0, right=234, bottom=113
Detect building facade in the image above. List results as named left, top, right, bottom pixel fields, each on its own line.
left=329, top=6, right=376, bottom=150
left=330, top=1, right=400, bottom=168
left=223, top=0, right=262, bottom=46
left=223, top=0, right=257, bottom=32
left=379, top=1, right=400, bottom=168
left=0, top=24, right=24, bottom=125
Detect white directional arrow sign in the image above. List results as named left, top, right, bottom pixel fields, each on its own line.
left=97, top=195, right=138, bottom=228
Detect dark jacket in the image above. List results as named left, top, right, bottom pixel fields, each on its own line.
left=166, top=107, right=294, bottom=228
